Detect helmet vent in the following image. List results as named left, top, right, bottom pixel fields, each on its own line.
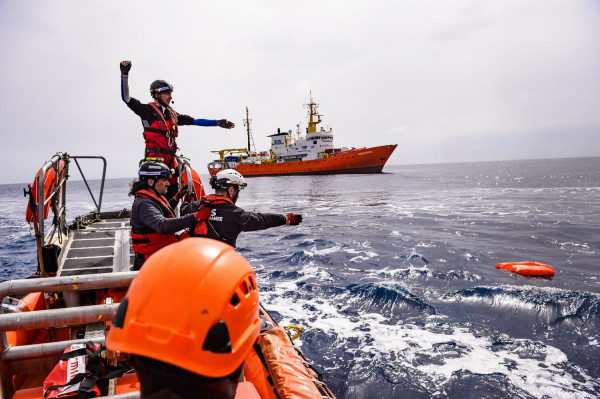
left=240, top=281, right=249, bottom=296
left=230, top=293, right=240, bottom=307
left=202, top=321, right=232, bottom=353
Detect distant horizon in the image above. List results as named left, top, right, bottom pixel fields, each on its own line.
left=3, top=154, right=599, bottom=187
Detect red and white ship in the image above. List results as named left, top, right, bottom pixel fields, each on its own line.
left=207, top=94, right=397, bottom=177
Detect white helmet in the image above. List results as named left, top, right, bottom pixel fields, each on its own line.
left=210, top=169, right=247, bottom=190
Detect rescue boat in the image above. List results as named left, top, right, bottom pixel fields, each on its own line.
left=0, top=153, right=336, bottom=399
left=207, top=94, right=397, bottom=176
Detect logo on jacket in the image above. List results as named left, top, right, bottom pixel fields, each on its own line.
left=209, top=208, right=223, bottom=222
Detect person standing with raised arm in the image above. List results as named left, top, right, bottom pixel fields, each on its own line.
left=120, top=60, right=235, bottom=199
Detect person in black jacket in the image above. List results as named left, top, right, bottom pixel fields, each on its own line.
left=129, top=161, right=210, bottom=270
left=120, top=60, right=235, bottom=199
left=181, top=169, right=302, bottom=248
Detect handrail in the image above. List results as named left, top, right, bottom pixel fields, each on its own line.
left=70, top=155, right=107, bottom=215
left=33, top=153, right=107, bottom=241
left=0, top=273, right=136, bottom=397
left=0, top=272, right=137, bottom=300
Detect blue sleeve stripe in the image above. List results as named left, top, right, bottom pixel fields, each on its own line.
left=193, top=119, right=217, bottom=126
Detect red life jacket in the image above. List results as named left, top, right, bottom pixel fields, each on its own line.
left=143, top=103, right=179, bottom=178
left=131, top=189, right=178, bottom=259
left=193, top=194, right=234, bottom=236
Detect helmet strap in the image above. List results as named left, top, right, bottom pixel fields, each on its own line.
left=147, top=178, right=159, bottom=195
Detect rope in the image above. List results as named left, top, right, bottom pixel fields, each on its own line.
left=284, top=324, right=305, bottom=341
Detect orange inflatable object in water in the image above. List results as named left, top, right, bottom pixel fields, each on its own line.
left=495, top=261, right=555, bottom=276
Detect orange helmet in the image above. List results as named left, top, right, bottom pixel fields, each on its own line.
left=106, top=238, right=260, bottom=377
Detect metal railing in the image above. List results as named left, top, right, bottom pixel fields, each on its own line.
left=33, top=153, right=107, bottom=240
left=0, top=273, right=136, bottom=398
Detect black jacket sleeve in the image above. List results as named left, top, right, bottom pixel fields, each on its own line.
left=132, top=198, right=196, bottom=234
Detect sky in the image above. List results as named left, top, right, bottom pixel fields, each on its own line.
left=1, top=0, right=599, bottom=184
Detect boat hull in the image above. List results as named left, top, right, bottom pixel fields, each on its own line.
left=208, top=144, right=397, bottom=176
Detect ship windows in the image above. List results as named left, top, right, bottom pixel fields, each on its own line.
left=313, top=140, right=317, bottom=144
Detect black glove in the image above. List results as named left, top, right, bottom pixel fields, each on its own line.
left=286, top=213, right=302, bottom=225
left=120, top=61, right=131, bottom=75
left=217, top=119, right=235, bottom=129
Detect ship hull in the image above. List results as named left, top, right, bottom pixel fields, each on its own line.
left=208, top=144, right=397, bottom=177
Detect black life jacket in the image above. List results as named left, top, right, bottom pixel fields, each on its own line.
left=193, top=195, right=234, bottom=237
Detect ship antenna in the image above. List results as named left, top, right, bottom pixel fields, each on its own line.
left=243, top=107, right=255, bottom=153
left=305, top=90, right=321, bottom=134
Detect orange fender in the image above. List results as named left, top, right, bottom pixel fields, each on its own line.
left=495, top=261, right=555, bottom=276
left=259, top=326, right=323, bottom=398
left=6, top=293, right=48, bottom=346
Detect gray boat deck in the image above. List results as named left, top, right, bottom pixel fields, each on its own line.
left=57, top=218, right=133, bottom=276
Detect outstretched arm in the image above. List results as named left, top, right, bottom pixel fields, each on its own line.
left=190, top=119, right=235, bottom=128
left=120, top=60, right=132, bottom=103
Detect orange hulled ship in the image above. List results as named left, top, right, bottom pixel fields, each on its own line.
left=207, top=94, right=397, bottom=177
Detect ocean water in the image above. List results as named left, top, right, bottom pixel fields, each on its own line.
left=1, top=157, right=599, bottom=398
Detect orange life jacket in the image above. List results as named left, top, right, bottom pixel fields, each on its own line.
left=131, top=189, right=178, bottom=259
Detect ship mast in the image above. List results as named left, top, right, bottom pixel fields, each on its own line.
left=305, top=91, right=322, bottom=134
left=243, top=107, right=255, bottom=153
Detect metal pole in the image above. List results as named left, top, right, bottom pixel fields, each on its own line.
left=2, top=337, right=105, bottom=362
left=0, top=304, right=119, bottom=332
left=0, top=272, right=136, bottom=300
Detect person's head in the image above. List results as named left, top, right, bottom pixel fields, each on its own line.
left=106, top=238, right=260, bottom=398
left=150, top=80, right=173, bottom=107
left=131, top=160, right=173, bottom=196
left=209, top=169, right=247, bottom=203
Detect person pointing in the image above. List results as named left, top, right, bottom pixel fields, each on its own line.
left=120, top=60, right=235, bottom=199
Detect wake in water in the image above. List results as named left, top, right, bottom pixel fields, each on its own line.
left=2, top=158, right=599, bottom=398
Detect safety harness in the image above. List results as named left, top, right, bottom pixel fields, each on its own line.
left=192, top=195, right=234, bottom=237
left=143, top=103, right=179, bottom=173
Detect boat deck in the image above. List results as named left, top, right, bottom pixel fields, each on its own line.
left=57, top=214, right=133, bottom=276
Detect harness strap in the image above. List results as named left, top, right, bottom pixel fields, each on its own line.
left=143, top=127, right=170, bottom=135
left=145, top=147, right=176, bottom=155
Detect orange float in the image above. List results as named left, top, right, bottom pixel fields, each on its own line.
left=25, top=160, right=65, bottom=223
left=495, top=261, right=555, bottom=277
left=181, top=166, right=205, bottom=201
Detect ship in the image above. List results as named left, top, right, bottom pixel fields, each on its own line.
left=207, top=94, right=397, bottom=176
left=0, top=153, right=336, bottom=398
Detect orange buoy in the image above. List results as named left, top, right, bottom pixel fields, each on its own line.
left=181, top=166, right=205, bottom=201
left=25, top=160, right=65, bottom=223
left=495, top=261, right=555, bottom=277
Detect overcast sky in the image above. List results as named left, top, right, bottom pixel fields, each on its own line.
left=1, top=0, right=599, bottom=184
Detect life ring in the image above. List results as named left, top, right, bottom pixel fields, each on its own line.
left=495, top=261, right=555, bottom=277
left=26, top=160, right=65, bottom=223
left=181, top=166, right=205, bottom=201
